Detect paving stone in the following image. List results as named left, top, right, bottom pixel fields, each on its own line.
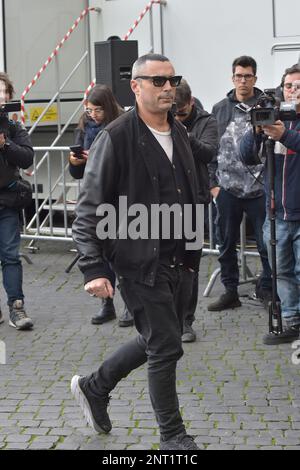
left=4, top=442, right=30, bottom=450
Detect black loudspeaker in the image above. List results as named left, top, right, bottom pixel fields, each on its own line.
left=94, top=40, right=138, bottom=107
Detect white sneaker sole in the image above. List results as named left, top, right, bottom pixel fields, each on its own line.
left=9, top=319, right=33, bottom=330
left=70, top=375, right=105, bottom=434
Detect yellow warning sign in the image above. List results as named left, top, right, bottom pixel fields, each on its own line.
left=30, top=105, right=58, bottom=123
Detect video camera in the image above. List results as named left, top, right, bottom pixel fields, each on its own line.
left=0, top=101, right=21, bottom=135
left=250, top=89, right=297, bottom=126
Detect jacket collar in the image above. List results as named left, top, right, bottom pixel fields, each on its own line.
left=227, top=87, right=263, bottom=104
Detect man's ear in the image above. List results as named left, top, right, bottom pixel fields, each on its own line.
left=130, top=79, right=139, bottom=96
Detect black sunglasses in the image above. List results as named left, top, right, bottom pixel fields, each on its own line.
left=134, top=75, right=182, bottom=87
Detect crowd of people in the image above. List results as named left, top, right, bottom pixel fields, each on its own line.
left=1, top=52, right=300, bottom=450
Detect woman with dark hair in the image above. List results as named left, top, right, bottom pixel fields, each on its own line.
left=69, top=84, right=123, bottom=179
left=69, top=85, right=133, bottom=327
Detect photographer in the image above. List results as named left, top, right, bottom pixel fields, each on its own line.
left=240, top=64, right=300, bottom=344
left=0, top=72, right=34, bottom=330
left=207, top=56, right=272, bottom=312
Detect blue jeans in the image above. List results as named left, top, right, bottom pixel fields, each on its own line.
left=216, top=189, right=272, bottom=292
left=0, top=208, right=24, bottom=305
left=263, top=218, right=300, bottom=325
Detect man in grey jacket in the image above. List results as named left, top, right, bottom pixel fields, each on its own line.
left=208, top=56, right=272, bottom=311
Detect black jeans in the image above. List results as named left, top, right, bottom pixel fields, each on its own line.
left=215, top=189, right=272, bottom=292
left=182, top=249, right=202, bottom=327
left=85, top=263, right=193, bottom=440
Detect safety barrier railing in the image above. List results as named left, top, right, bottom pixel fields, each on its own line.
left=202, top=212, right=259, bottom=297
left=84, top=0, right=166, bottom=99
left=21, top=147, right=80, bottom=244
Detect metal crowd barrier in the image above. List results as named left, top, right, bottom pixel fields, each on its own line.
left=202, top=211, right=260, bottom=296
left=21, top=148, right=262, bottom=295
left=21, top=146, right=80, bottom=245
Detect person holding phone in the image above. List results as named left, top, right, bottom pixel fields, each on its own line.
left=69, top=85, right=133, bottom=327
left=69, top=85, right=123, bottom=178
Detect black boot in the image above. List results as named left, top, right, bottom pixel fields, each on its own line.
left=182, top=324, right=196, bottom=343
left=118, top=306, right=134, bottom=327
left=91, top=298, right=116, bottom=325
left=207, top=290, right=241, bottom=312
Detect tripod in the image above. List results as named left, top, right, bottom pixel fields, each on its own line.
left=65, top=252, right=80, bottom=274
left=263, top=137, right=283, bottom=343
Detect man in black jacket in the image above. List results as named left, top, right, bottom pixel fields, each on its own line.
left=175, top=79, right=218, bottom=342
left=0, top=72, right=34, bottom=330
left=71, top=53, right=200, bottom=450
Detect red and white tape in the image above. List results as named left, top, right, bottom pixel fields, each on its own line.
left=84, top=0, right=164, bottom=100
left=21, top=7, right=100, bottom=124
left=123, top=0, right=162, bottom=41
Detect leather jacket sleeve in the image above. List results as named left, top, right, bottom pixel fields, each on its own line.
left=72, top=130, right=119, bottom=285
left=1, top=122, right=34, bottom=169
left=188, top=115, right=218, bottom=164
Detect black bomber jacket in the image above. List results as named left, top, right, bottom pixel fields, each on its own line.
left=72, top=107, right=201, bottom=287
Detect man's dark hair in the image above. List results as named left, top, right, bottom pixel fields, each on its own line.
left=175, top=79, right=192, bottom=109
left=281, top=63, right=300, bottom=87
left=232, top=56, right=257, bottom=75
left=132, top=53, right=170, bottom=79
left=0, top=72, right=15, bottom=99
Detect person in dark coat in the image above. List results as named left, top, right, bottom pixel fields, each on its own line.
left=0, top=72, right=34, bottom=330
left=175, top=79, right=218, bottom=342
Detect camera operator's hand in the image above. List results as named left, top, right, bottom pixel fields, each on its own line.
left=262, top=120, right=285, bottom=141
left=210, top=186, right=220, bottom=200
left=0, top=133, right=6, bottom=148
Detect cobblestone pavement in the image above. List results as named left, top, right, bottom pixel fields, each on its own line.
left=0, top=241, right=300, bottom=451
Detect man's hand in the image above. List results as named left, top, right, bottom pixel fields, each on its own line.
left=0, top=133, right=6, bottom=148
left=84, top=278, right=114, bottom=299
left=262, top=120, right=285, bottom=141
left=210, top=187, right=220, bottom=200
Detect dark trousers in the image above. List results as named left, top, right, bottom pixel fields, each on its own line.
left=85, top=264, right=193, bottom=440
left=215, top=189, right=272, bottom=292
left=183, top=271, right=199, bottom=326
left=0, top=208, right=24, bottom=305
left=182, top=249, right=202, bottom=327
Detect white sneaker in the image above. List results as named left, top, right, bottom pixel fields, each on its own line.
left=9, top=300, right=33, bottom=330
